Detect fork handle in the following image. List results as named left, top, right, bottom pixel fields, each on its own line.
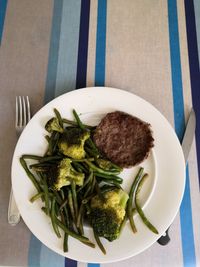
left=8, top=188, right=20, bottom=226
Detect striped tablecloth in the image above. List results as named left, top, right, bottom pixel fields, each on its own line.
left=0, top=1, right=200, bottom=267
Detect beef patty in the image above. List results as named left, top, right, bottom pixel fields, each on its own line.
left=93, top=111, right=154, bottom=168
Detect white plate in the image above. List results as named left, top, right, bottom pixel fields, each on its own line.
left=11, top=87, right=185, bottom=263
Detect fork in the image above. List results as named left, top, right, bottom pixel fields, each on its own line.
left=8, top=96, right=31, bottom=226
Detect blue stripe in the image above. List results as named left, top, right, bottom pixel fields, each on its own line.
left=40, top=244, right=65, bottom=267
left=65, top=257, right=77, bottom=267
left=193, top=0, right=200, bottom=68
left=76, top=0, right=90, bottom=89
left=29, top=1, right=64, bottom=266
left=95, top=0, right=107, bottom=86
left=55, top=0, right=81, bottom=97
left=184, top=0, right=200, bottom=188
left=180, top=166, right=196, bottom=266
left=167, top=1, right=196, bottom=266
left=44, top=0, right=63, bottom=104
left=0, top=0, right=7, bottom=44
left=28, top=235, right=42, bottom=267
left=87, top=2, right=107, bottom=267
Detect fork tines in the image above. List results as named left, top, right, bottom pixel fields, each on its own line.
left=16, top=96, right=31, bottom=127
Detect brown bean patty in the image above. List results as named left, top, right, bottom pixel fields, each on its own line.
left=93, top=111, right=154, bottom=168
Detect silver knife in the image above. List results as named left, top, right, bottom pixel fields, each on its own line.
left=157, top=108, right=196, bottom=245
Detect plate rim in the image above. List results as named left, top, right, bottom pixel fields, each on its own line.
left=11, top=87, right=186, bottom=263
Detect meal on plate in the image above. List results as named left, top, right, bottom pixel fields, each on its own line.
left=20, top=108, right=158, bottom=255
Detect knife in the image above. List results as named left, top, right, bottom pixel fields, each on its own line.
left=157, top=108, right=196, bottom=245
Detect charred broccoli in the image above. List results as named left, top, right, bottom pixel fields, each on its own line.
left=47, top=158, right=84, bottom=190
left=45, top=117, right=63, bottom=133
left=58, top=127, right=90, bottom=159
left=90, top=188, right=129, bottom=241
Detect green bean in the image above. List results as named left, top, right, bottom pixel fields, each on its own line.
left=39, top=155, right=63, bottom=163
left=22, top=154, right=43, bottom=160
left=55, top=217, right=93, bottom=244
left=71, top=180, right=78, bottom=220
left=62, top=118, right=95, bottom=130
left=41, top=173, right=50, bottom=215
left=41, top=206, right=48, bottom=215
left=93, top=172, right=123, bottom=183
left=45, top=135, right=50, bottom=143
left=127, top=167, right=144, bottom=233
left=67, top=189, right=76, bottom=223
left=77, top=203, right=84, bottom=228
left=77, top=171, right=93, bottom=193
left=72, top=109, right=85, bottom=130
left=135, top=174, right=159, bottom=234
left=85, top=146, right=99, bottom=158
left=20, top=157, right=41, bottom=193
left=93, top=230, right=106, bottom=255
left=85, top=160, right=120, bottom=176
left=45, top=131, right=57, bottom=156
left=30, top=192, right=44, bottom=203
left=59, top=198, right=68, bottom=211
left=98, top=179, right=122, bottom=189
left=51, top=198, right=61, bottom=238
left=63, top=232, right=68, bottom=252
left=54, top=108, right=63, bottom=128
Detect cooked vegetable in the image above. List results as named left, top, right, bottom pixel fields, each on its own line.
left=58, top=128, right=90, bottom=159
left=90, top=188, right=129, bottom=241
left=20, top=108, right=154, bottom=254
left=47, top=158, right=85, bottom=191
left=127, top=167, right=144, bottom=233
left=135, top=174, right=159, bottom=234
left=45, top=117, right=64, bottom=133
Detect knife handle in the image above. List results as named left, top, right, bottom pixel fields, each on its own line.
left=8, top=188, right=20, bottom=226
left=157, top=228, right=170, bottom=245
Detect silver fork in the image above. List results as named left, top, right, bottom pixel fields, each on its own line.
left=8, top=96, right=31, bottom=226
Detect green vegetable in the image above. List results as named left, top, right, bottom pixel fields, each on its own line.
left=90, top=188, right=129, bottom=241
left=127, top=167, right=144, bottom=233
left=20, top=157, right=41, bottom=193
left=58, top=128, right=90, bottom=159
left=135, top=174, right=159, bottom=234
left=95, top=158, right=122, bottom=172
left=45, top=117, right=64, bottom=133
left=47, top=158, right=85, bottom=191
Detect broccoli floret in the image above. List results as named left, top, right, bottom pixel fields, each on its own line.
left=47, top=158, right=84, bottom=190
left=90, top=188, right=129, bottom=241
left=58, top=128, right=90, bottom=159
left=45, top=117, right=63, bottom=133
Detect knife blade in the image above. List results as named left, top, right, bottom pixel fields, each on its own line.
left=157, top=108, right=196, bottom=246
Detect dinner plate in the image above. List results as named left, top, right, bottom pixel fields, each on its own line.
left=11, top=87, right=185, bottom=263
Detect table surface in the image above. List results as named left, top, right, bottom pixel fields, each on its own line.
left=0, top=1, right=200, bottom=267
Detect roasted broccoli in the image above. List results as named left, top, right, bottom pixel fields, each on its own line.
left=45, top=117, right=64, bottom=133
left=90, top=188, right=129, bottom=241
left=47, top=158, right=85, bottom=190
left=58, top=127, right=90, bottom=159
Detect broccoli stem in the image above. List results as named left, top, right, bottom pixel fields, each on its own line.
left=20, top=157, right=42, bottom=193
left=135, top=174, right=159, bottom=234
left=127, top=167, right=144, bottom=233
